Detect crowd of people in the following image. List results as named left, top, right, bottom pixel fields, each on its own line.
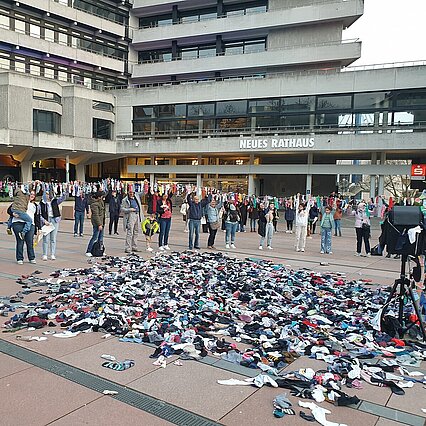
left=4, top=182, right=396, bottom=264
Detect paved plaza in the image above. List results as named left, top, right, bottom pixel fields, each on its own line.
left=0, top=211, right=425, bottom=426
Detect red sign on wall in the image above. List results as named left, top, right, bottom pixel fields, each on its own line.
left=411, top=164, right=426, bottom=180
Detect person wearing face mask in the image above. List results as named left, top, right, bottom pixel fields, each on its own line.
left=8, top=190, right=41, bottom=265
left=40, top=189, right=67, bottom=261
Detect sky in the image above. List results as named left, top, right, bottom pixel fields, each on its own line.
left=343, top=0, right=426, bottom=66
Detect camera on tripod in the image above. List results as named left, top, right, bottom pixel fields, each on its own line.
left=379, top=206, right=426, bottom=341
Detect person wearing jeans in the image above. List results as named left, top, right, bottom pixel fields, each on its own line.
left=320, top=206, right=334, bottom=254
left=353, top=202, right=371, bottom=256
left=259, top=202, right=275, bottom=250
left=74, top=192, right=89, bottom=237
left=156, top=191, right=173, bottom=250
left=86, top=191, right=105, bottom=256
left=40, top=189, right=67, bottom=261
left=333, top=207, right=343, bottom=237
left=224, top=203, right=240, bottom=249
left=186, top=192, right=209, bottom=251
left=206, top=197, right=222, bottom=249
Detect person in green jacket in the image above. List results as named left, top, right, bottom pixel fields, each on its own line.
left=141, top=213, right=160, bottom=252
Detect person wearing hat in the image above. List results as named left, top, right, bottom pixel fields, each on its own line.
left=353, top=201, right=371, bottom=257
left=86, top=191, right=105, bottom=257
left=224, top=201, right=240, bottom=249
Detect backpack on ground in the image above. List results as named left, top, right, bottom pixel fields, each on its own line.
left=91, top=240, right=105, bottom=257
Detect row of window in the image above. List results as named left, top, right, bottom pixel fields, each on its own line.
left=132, top=110, right=426, bottom=133
left=33, top=110, right=113, bottom=139
left=139, top=1, right=268, bottom=28
left=32, top=90, right=114, bottom=112
left=0, top=49, right=126, bottom=88
left=54, top=0, right=128, bottom=24
left=133, top=90, right=426, bottom=120
left=0, top=8, right=127, bottom=60
left=138, top=38, right=266, bottom=63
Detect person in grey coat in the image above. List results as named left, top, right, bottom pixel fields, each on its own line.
left=121, top=190, right=143, bottom=253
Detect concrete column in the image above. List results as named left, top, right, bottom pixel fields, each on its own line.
left=150, top=173, right=155, bottom=186
left=377, top=152, right=387, bottom=197
left=196, top=173, right=202, bottom=195
left=75, top=164, right=85, bottom=182
left=306, top=152, right=313, bottom=197
left=65, top=155, right=70, bottom=183
left=248, top=174, right=255, bottom=196
left=370, top=152, right=377, bottom=200
left=20, top=161, right=32, bottom=183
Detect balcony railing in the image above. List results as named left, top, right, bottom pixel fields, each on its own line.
left=117, top=121, right=426, bottom=141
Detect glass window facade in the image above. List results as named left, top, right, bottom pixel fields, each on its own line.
left=132, top=89, right=426, bottom=135
left=33, top=110, right=61, bottom=133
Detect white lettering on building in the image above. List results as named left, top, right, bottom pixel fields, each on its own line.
left=240, top=137, right=315, bottom=150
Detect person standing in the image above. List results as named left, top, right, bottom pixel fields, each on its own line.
left=156, top=191, right=173, bottom=251
left=259, top=202, right=274, bottom=250
left=206, top=196, right=222, bottom=249
left=86, top=191, right=105, bottom=257
left=40, top=189, right=67, bottom=261
left=147, top=187, right=160, bottom=215
left=9, top=190, right=41, bottom=264
left=238, top=201, right=248, bottom=232
left=333, top=205, right=343, bottom=237
left=186, top=192, right=209, bottom=251
left=285, top=200, right=295, bottom=233
left=141, top=213, right=159, bottom=252
left=224, top=202, right=240, bottom=249
left=180, top=199, right=189, bottom=232
left=354, top=201, right=371, bottom=257
left=308, top=201, right=319, bottom=237
left=121, top=189, right=143, bottom=253
left=320, top=205, right=334, bottom=254
left=108, top=190, right=121, bottom=235
left=248, top=201, right=259, bottom=232
left=295, top=202, right=309, bottom=252
left=73, top=191, right=89, bottom=237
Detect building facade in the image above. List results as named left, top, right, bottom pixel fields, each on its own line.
left=0, top=0, right=425, bottom=196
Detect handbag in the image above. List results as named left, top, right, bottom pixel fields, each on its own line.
left=209, top=221, right=220, bottom=230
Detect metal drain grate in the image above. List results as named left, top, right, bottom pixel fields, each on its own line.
left=0, top=339, right=221, bottom=426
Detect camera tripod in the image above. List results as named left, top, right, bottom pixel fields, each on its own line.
left=380, top=254, right=426, bottom=342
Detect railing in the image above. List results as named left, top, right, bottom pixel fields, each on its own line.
left=116, top=121, right=426, bottom=141
left=106, top=59, right=426, bottom=91
left=136, top=0, right=360, bottom=30
left=137, top=39, right=360, bottom=65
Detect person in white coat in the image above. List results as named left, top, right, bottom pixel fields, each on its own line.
left=295, top=201, right=309, bottom=252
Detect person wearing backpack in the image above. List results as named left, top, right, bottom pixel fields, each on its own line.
left=86, top=191, right=105, bottom=257
left=224, top=202, right=240, bottom=249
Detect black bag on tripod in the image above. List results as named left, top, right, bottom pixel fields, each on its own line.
left=381, top=206, right=424, bottom=255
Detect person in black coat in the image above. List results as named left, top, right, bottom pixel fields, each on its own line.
left=248, top=201, right=259, bottom=232
left=257, top=203, right=266, bottom=241
left=238, top=201, right=248, bottom=232
left=108, top=190, right=122, bottom=235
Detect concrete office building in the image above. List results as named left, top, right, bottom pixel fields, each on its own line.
left=0, top=0, right=425, bottom=196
